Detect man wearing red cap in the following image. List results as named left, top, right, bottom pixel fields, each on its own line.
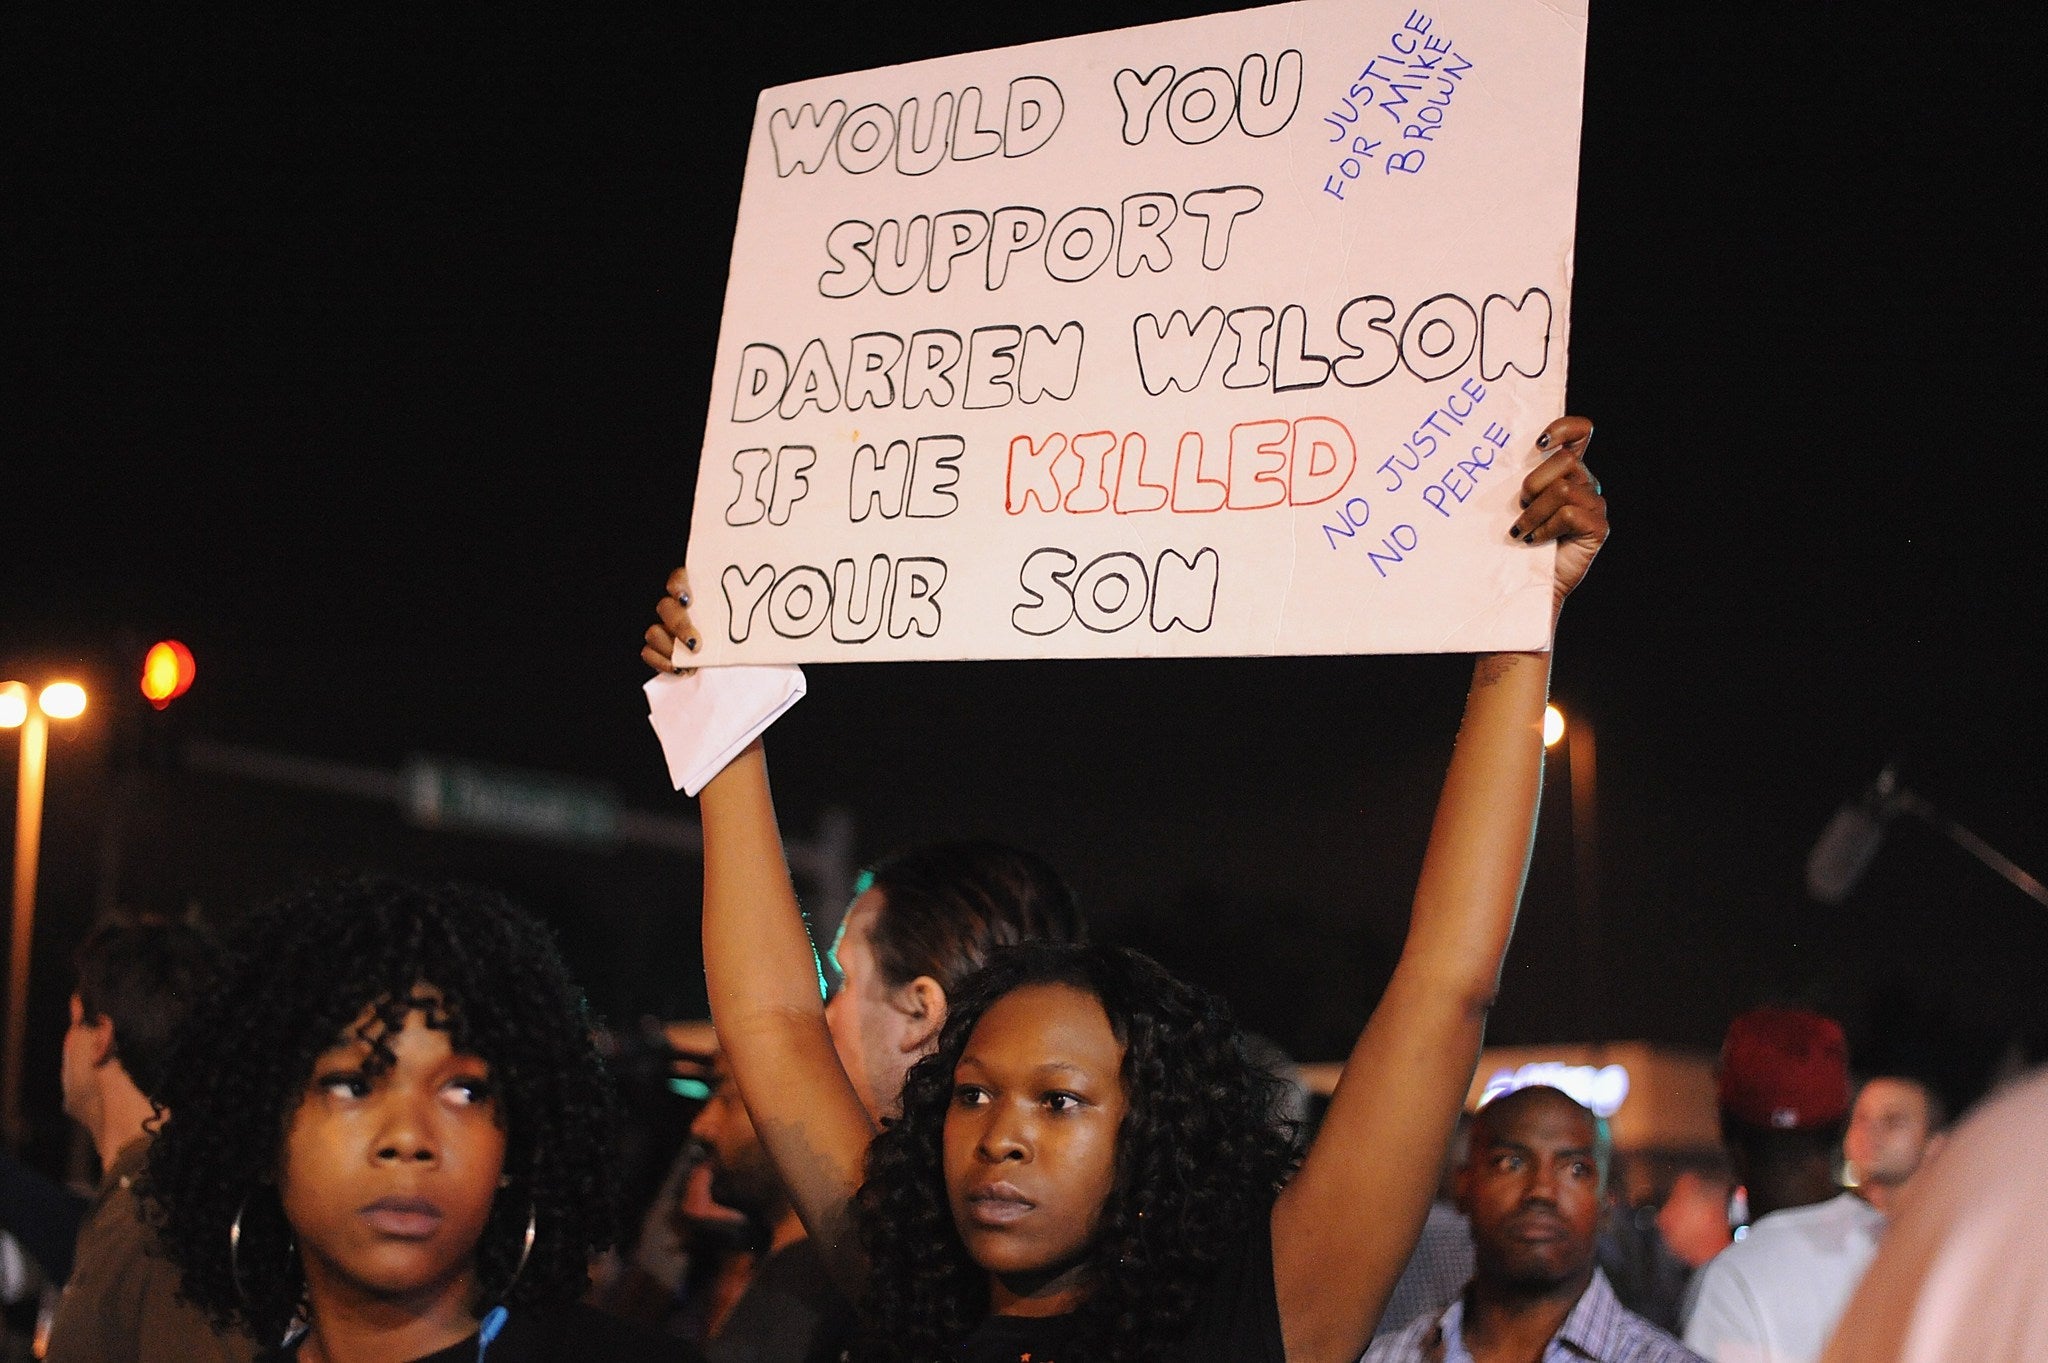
left=1681, top=1007, right=1883, bottom=1363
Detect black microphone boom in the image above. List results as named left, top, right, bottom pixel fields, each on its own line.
left=1806, top=765, right=2048, bottom=908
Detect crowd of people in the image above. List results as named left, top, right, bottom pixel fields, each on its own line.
left=0, top=421, right=2039, bottom=1361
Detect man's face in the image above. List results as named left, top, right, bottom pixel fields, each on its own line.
left=61, top=994, right=92, bottom=1121
left=1655, top=1170, right=1732, bottom=1269
left=688, top=1052, right=783, bottom=1221
left=60, top=994, right=102, bottom=1127
left=1458, top=1090, right=1602, bottom=1293
left=1845, top=1078, right=1935, bottom=1188
left=823, top=891, right=922, bottom=1119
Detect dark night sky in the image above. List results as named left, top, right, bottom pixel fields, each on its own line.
left=6, top=5, right=2042, bottom=1114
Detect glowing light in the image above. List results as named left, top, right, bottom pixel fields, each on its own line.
left=0, top=682, right=28, bottom=729
left=141, top=640, right=197, bottom=708
left=1479, top=1061, right=1631, bottom=1117
left=37, top=682, right=87, bottom=720
left=1543, top=704, right=1566, bottom=748
left=668, top=1077, right=712, bottom=1101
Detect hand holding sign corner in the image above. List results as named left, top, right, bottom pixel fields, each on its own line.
left=644, top=567, right=700, bottom=676
left=1513, top=415, right=1605, bottom=623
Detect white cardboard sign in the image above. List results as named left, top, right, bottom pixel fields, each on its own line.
left=686, top=0, right=1588, bottom=663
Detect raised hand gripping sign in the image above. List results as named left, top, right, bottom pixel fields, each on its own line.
left=686, top=0, right=1587, bottom=664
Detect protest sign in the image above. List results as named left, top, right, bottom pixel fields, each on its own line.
left=685, top=0, right=1588, bottom=663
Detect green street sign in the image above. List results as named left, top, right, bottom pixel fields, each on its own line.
left=404, top=757, right=618, bottom=845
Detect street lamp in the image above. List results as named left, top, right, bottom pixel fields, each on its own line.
left=2, top=678, right=88, bottom=1148
left=1545, top=704, right=1601, bottom=1038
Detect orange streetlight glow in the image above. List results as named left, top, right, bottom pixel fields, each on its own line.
left=0, top=683, right=27, bottom=731
left=37, top=682, right=86, bottom=720
left=2, top=677, right=89, bottom=1147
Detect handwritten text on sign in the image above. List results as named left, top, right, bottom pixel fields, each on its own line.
left=686, top=0, right=1588, bottom=663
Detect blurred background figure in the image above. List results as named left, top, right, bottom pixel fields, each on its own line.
left=1819, top=1066, right=2048, bottom=1363
left=685, top=1048, right=849, bottom=1363
left=596, top=1039, right=855, bottom=1362
left=1683, top=1007, right=1878, bottom=1363
left=47, top=918, right=256, bottom=1362
left=1842, top=1074, right=1948, bottom=1216
left=0, top=1229, right=52, bottom=1363
left=1654, top=1169, right=1735, bottom=1273
left=1596, top=1159, right=1733, bottom=1335
left=593, top=1035, right=742, bottom=1339
left=0, top=1150, right=81, bottom=1356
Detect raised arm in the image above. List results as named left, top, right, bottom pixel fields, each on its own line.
left=1269, top=418, right=1607, bottom=1363
left=645, top=572, right=875, bottom=1289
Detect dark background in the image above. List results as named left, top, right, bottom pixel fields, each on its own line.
left=6, top=5, right=2040, bottom=1162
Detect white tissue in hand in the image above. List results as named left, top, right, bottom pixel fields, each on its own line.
left=643, top=664, right=806, bottom=795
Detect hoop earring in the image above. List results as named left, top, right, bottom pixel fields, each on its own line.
left=229, top=1199, right=249, bottom=1307
left=503, top=1206, right=537, bottom=1296
left=230, top=1196, right=299, bottom=1311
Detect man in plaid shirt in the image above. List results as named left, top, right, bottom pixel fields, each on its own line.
left=1366, top=1086, right=1703, bottom=1363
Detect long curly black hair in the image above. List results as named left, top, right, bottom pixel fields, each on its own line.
left=854, top=942, right=1303, bottom=1363
left=143, top=875, right=621, bottom=1347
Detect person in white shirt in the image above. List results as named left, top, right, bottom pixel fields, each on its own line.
left=1682, top=1007, right=1880, bottom=1363
left=1820, top=1065, right=2048, bottom=1363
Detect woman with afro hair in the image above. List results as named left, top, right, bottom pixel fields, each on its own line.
left=644, top=418, right=1607, bottom=1363
left=143, top=875, right=692, bottom=1363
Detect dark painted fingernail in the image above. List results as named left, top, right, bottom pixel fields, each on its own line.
left=684, top=636, right=700, bottom=651
left=679, top=593, right=691, bottom=608
left=1522, top=532, right=1536, bottom=543
left=1519, top=496, right=1532, bottom=508
left=1537, top=432, right=1551, bottom=448
left=1508, top=524, right=1523, bottom=539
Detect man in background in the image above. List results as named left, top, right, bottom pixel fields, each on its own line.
left=1369, top=1085, right=1703, bottom=1363
left=1595, top=1160, right=1732, bottom=1334
left=1820, top=1066, right=2048, bottom=1362
left=49, top=919, right=257, bottom=1363
left=1682, top=1007, right=1881, bottom=1363
left=686, top=1049, right=850, bottom=1363
left=1655, top=1168, right=1734, bottom=1274
left=1843, top=1073, right=1947, bottom=1215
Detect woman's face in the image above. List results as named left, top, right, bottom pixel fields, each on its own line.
left=943, top=982, right=1128, bottom=1315
left=279, top=990, right=507, bottom=1317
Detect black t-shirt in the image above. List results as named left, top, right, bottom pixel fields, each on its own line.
left=262, top=1303, right=697, bottom=1363
left=706, top=1237, right=854, bottom=1363
left=957, top=1208, right=1284, bottom=1363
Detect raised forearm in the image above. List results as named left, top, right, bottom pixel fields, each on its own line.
left=1272, top=415, right=1602, bottom=1362
left=1395, top=646, right=1550, bottom=1004
left=699, top=742, right=824, bottom=1031
left=697, top=742, right=874, bottom=1272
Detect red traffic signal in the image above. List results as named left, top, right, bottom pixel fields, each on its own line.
left=140, top=640, right=196, bottom=709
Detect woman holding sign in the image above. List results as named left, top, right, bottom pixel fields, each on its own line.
left=643, top=417, right=1606, bottom=1363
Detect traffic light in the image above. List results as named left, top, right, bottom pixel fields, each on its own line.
left=140, top=640, right=195, bottom=709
